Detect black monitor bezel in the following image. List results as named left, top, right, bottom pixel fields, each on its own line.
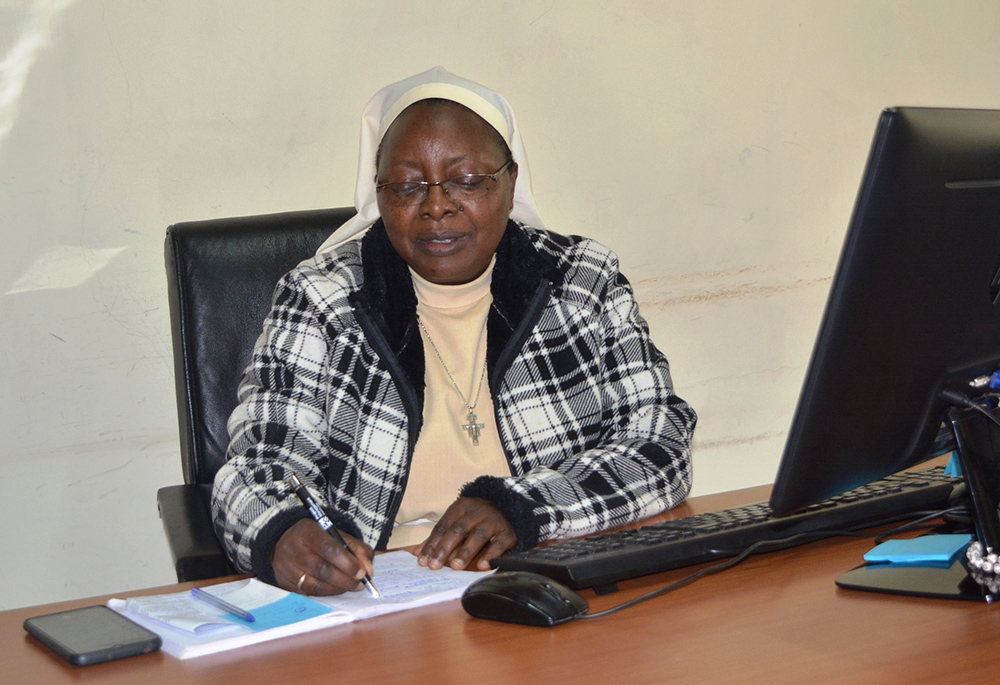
left=770, top=107, right=1000, bottom=516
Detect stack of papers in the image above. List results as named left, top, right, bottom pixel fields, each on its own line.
left=109, top=551, right=485, bottom=659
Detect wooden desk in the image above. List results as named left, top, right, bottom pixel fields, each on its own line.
left=4, top=485, right=998, bottom=684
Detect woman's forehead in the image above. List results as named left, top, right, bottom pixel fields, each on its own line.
left=379, top=100, right=508, bottom=162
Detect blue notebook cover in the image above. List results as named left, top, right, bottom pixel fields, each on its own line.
left=863, top=534, right=972, bottom=566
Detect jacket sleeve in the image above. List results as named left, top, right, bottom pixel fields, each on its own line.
left=462, top=249, right=696, bottom=550
left=211, top=270, right=363, bottom=584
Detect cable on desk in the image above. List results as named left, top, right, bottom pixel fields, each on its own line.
left=575, top=505, right=968, bottom=621
left=872, top=506, right=968, bottom=543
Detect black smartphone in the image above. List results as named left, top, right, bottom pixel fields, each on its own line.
left=23, top=605, right=161, bottom=666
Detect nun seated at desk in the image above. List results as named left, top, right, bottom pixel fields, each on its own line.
left=212, top=67, right=697, bottom=596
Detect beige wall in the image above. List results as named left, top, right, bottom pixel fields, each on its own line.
left=2, top=0, right=998, bottom=609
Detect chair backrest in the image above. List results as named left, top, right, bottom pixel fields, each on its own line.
left=165, top=207, right=356, bottom=485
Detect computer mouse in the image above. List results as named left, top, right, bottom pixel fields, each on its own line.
left=461, top=571, right=589, bottom=627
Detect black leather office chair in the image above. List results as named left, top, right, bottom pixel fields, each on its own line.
left=158, top=207, right=355, bottom=582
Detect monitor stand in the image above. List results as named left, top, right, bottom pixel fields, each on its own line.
left=836, top=405, right=1000, bottom=602
left=836, top=557, right=996, bottom=601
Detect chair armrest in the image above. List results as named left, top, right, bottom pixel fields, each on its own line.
left=156, top=484, right=234, bottom=582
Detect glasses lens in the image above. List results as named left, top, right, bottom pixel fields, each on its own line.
left=379, top=182, right=427, bottom=206
left=377, top=164, right=509, bottom=207
left=442, top=175, right=493, bottom=200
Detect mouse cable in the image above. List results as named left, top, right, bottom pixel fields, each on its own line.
left=575, top=505, right=968, bottom=620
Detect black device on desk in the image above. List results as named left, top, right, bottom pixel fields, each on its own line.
left=769, top=107, right=1000, bottom=600
left=24, top=605, right=161, bottom=666
left=769, top=107, right=1000, bottom=518
left=462, top=572, right=589, bottom=627
left=495, top=108, right=1000, bottom=600
left=495, top=466, right=959, bottom=592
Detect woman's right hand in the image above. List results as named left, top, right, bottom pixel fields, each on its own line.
left=272, top=519, right=375, bottom=596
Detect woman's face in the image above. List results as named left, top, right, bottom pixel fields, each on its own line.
left=376, top=101, right=517, bottom=285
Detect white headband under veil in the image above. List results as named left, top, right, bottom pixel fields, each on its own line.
left=315, top=66, right=545, bottom=254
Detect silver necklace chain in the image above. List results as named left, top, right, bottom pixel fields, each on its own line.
left=416, top=316, right=488, bottom=445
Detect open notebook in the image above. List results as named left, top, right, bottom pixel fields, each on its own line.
left=109, top=551, right=486, bottom=659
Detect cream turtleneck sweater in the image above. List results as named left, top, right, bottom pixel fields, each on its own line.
left=387, top=259, right=510, bottom=548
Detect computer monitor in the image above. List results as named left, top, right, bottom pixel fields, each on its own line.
left=767, top=108, right=1000, bottom=597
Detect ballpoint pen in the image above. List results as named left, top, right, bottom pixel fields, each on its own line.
left=287, top=474, right=382, bottom=599
left=191, top=587, right=256, bottom=623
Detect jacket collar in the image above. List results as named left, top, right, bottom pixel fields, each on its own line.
left=354, top=220, right=556, bottom=393
left=356, top=221, right=554, bottom=347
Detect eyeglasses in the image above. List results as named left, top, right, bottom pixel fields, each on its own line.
left=375, top=160, right=513, bottom=207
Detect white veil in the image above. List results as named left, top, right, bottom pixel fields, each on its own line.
left=315, top=66, right=545, bottom=255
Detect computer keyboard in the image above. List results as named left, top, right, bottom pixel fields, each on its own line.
left=494, top=466, right=960, bottom=592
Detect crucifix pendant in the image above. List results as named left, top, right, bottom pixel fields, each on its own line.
left=462, top=411, right=485, bottom=446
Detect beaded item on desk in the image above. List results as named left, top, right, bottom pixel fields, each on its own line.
left=965, top=541, right=999, bottom=575
left=969, top=568, right=1000, bottom=595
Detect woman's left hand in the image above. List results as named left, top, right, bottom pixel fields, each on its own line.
left=415, top=497, right=516, bottom=571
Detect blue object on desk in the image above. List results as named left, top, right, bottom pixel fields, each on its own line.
left=944, top=453, right=963, bottom=478
left=239, top=594, right=333, bottom=632
left=863, top=534, right=972, bottom=567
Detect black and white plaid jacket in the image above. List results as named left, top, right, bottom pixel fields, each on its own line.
left=213, top=221, right=696, bottom=582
